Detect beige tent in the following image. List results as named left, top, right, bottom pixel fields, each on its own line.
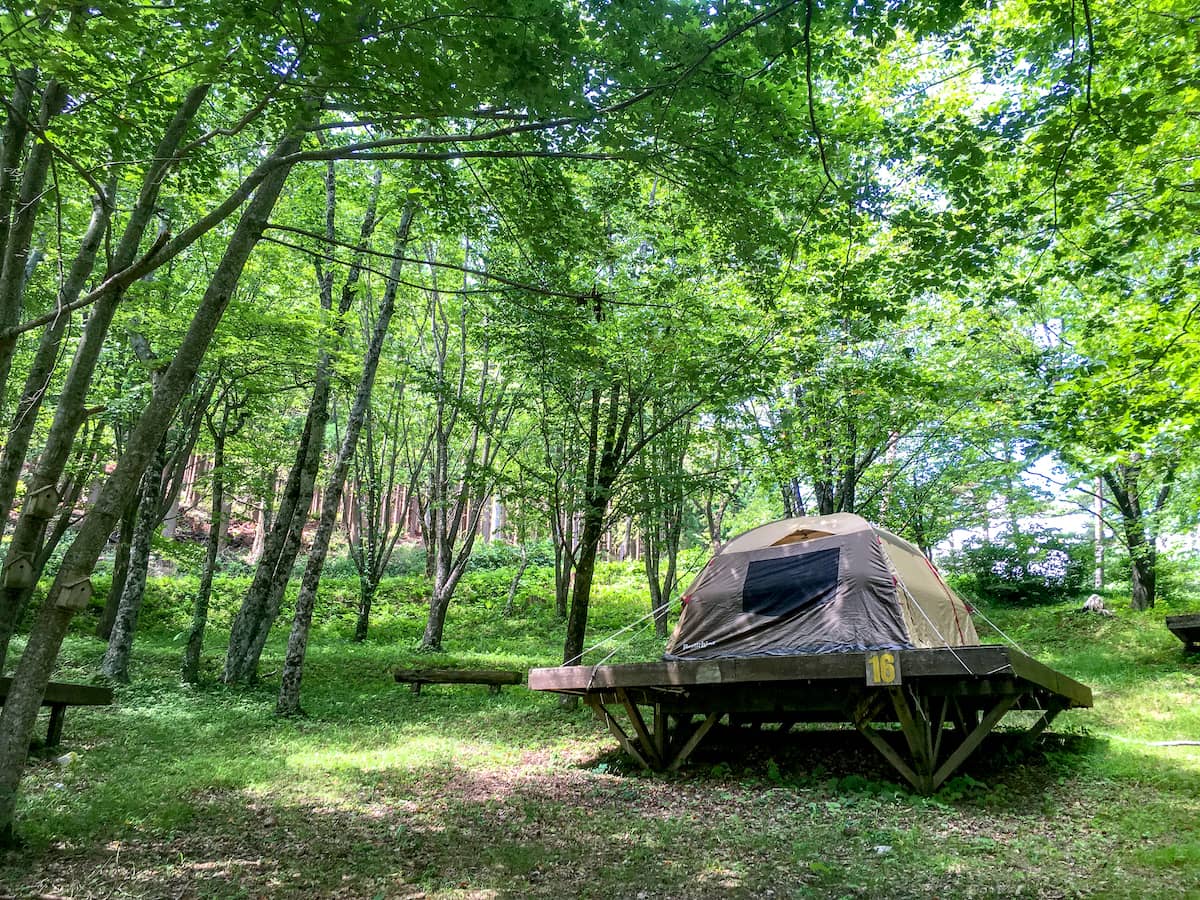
left=665, top=513, right=978, bottom=659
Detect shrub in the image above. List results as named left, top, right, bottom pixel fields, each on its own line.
left=944, top=528, right=1092, bottom=605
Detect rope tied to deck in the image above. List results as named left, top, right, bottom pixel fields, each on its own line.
left=966, top=603, right=1030, bottom=657
left=567, top=601, right=668, bottom=668
left=569, top=554, right=711, bottom=672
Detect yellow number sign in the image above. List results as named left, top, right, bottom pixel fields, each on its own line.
left=865, top=650, right=901, bottom=685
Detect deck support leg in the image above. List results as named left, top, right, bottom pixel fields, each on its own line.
left=890, top=687, right=936, bottom=793
left=854, top=689, right=1021, bottom=794
left=588, top=699, right=720, bottom=773
left=588, top=699, right=652, bottom=770
left=852, top=691, right=922, bottom=791
left=616, top=689, right=664, bottom=769
left=653, top=703, right=667, bottom=761
left=666, top=712, right=721, bottom=772
left=854, top=719, right=922, bottom=790
left=930, top=695, right=1018, bottom=789
left=1019, top=700, right=1066, bottom=750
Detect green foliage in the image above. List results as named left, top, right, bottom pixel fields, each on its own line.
left=944, top=528, right=1092, bottom=605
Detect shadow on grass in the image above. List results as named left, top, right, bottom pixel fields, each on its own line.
left=6, top=735, right=1198, bottom=900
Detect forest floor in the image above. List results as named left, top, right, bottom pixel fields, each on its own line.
left=0, top=565, right=1198, bottom=898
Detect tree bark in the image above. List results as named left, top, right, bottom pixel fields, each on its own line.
left=0, top=69, right=38, bottom=268
left=0, top=185, right=113, bottom=528
left=0, top=79, right=67, bottom=410
left=353, top=579, right=378, bottom=643
left=503, top=545, right=529, bottom=617
left=224, top=161, right=380, bottom=684
left=223, top=402, right=321, bottom=682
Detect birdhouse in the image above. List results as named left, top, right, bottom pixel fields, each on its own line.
left=56, top=577, right=93, bottom=611
left=25, top=484, right=60, bottom=519
left=2, top=553, right=35, bottom=589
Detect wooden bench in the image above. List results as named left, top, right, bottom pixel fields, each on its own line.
left=1166, top=614, right=1200, bottom=653
left=0, top=677, right=113, bottom=748
left=393, top=667, right=523, bottom=695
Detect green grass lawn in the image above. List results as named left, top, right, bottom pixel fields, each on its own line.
left=1, top=565, right=1198, bottom=898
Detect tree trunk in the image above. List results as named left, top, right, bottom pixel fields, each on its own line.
left=100, top=453, right=163, bottom=682
left=249, top=477, right=274, bottom=563
left=223, top=403, right=323, bottom=683
left=503, top=546, right=529, bottom=617
left=1093, top=477, right=1104, bottom=591
left=421, top=569, right=456, bottom=652
left=1103, top=463, right=1168, bottom=612
left=0, top=120, right=303, bottom=844
left=0, top=69, right=37, bottom=269
left=1130, top=541, right=1156, bottom=611
left=225, top=160, right=381, bottom=685
left=564, top=504, right=606, bottom=666
left=0, top=80, right=67, bottom=411
left=276, top=203, right=412, bottom=715
left=182, top=411, right=228, bottom=684
left=353, top=578, right=377, bottom=643
left=96, top=499, right=140, bottom=641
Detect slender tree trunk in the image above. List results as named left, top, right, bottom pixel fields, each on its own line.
left=0, top=69, right=37, bottom=268
left=564, top=504, right=606, bottom=666
left=250, top=477, right=274, bottom=563
left=276, top=204, right=412, bottom=715
left=100, top=452, right=164, bottom=682
left=1093, top=477, right=1104, bottom=591
left=224, top=406, right=320, bottom=682
left=1103, top=464, right=1166, bottom=612
left=552, top=512, right=573, bottom=619
left=503, top=545, right=529, bottom=616
left=0, top=121, right=303, bottom=844
left=421, top=549, right=469, bottom=651
left=0, top=80, right=67, bottom=410
left=182, top=412, right=228, bottom=683
left=1130, top=542, right=1156, bottom=611
left=353, top=578, right=378, bottom=643
left=225, top=162, right=381, bottom=685
left=96, top=499, right=138, bottom=641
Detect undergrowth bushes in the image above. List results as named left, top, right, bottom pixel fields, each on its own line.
left=942, top=528, right=1093, bottom=605
left=77, top=558, right=665, bottom=663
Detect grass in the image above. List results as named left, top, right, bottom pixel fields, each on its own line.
left=0, top=564, right=1198, bottom=898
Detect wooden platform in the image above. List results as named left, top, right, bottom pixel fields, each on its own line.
left=1166, top=614, right=1200, bottom=652
left=0, top=677, right=113, bottom=748
left=528, top=646, right=1092, bottom=793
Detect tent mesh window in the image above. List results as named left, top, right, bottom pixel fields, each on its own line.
left=741, top=547, right=840, bottom=617
left=771, top=528, right=832, bottom=546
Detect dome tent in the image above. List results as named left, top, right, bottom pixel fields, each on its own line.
left=665, top=513, right=978, bottom=660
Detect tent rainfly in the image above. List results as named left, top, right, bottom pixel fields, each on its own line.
left=665, top=513, right=978, bottom=660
